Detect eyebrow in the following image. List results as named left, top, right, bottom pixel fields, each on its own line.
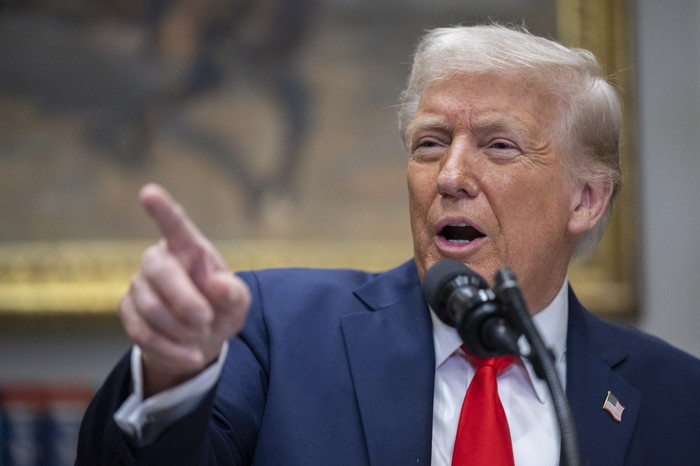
left=405, top=111, right=538, bottom=143
left=404, top=115, right=451, bottom=143
left=469, top=112, right=536, bottom=140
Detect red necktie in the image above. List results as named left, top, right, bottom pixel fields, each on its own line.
left=452, top=347, right=516, bottom=466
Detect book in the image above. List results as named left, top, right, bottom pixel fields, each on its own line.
left=1, top=384, right=93, bottom=466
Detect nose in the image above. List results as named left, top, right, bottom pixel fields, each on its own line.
left=436, top=140, right=479, bottom=198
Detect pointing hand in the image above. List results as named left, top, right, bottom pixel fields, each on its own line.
left=119, top=184, right=250, bottom=396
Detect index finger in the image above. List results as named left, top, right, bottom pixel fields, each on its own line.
left=140, top=183, right=204, bottom=258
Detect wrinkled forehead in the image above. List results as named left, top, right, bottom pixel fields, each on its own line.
left=408, top=72, right=565, bottom=136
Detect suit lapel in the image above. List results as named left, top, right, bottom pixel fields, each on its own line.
left=340, top=261, right=435, bottom=465
left=566, top=289, right=641, bottom=466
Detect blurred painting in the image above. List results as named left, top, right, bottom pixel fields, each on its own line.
left=0, top=0, right=558, bottom=244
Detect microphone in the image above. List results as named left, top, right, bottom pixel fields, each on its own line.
left=423, top=259, right=582, bottom=466
left=422, top=259, right=520, bottom=358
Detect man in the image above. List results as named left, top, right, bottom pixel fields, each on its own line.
left=76, top=25, right=700, bottom=465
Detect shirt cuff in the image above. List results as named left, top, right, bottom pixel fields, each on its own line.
left=113, top=342, right=229, bottom=446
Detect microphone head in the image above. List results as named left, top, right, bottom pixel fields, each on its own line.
left=422, top=259, right=491, bottom=329
left=422, top=259, right=470, bottom=315
left=422, top=259, right=519, bottom=357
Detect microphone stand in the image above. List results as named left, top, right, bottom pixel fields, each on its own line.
left=494, top=269, right=582, bottom=466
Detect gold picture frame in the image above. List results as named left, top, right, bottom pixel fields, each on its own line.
left=0, top=0, right=637, bottom=320
left=557, top=0, right=638, bottom=318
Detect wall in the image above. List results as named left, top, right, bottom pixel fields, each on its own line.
left=635, top=0, right=700, bottom=357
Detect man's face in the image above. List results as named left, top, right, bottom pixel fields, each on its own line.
left=407, top=72, right=580, bottom=313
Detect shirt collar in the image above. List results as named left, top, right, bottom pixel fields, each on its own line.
left=430, top=278, right=569, bottom=403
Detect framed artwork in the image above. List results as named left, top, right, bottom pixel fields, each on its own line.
left=0, top=0, right=637, bottom=318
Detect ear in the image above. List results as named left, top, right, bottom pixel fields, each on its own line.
left=567, top=178, right=614, bottom=235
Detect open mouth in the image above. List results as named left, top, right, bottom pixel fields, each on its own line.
left=439, top=224, right=485, bottom=244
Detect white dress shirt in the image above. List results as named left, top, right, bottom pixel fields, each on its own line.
left=114, top=341, right=229, bottom=445
left=430, top=280, right=569, bottom=466
left=115, top=279, right=569, bottom=463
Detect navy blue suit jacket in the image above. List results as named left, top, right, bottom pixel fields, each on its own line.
left=76, top=260, right=700, bottom=465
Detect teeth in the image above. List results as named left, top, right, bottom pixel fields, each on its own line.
left=449, top=239, right=471, bottom=243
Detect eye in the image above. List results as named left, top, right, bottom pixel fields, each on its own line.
left=484, top=138, right=522, bottom=161
left=415, top=138, right=443, bottom=149
left=411, top=137, right=447, bottom=161
left=489, top=139, right=517, bottom=150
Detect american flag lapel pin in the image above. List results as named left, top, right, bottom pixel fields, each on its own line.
left=602, top=390, right=625, bottom=422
